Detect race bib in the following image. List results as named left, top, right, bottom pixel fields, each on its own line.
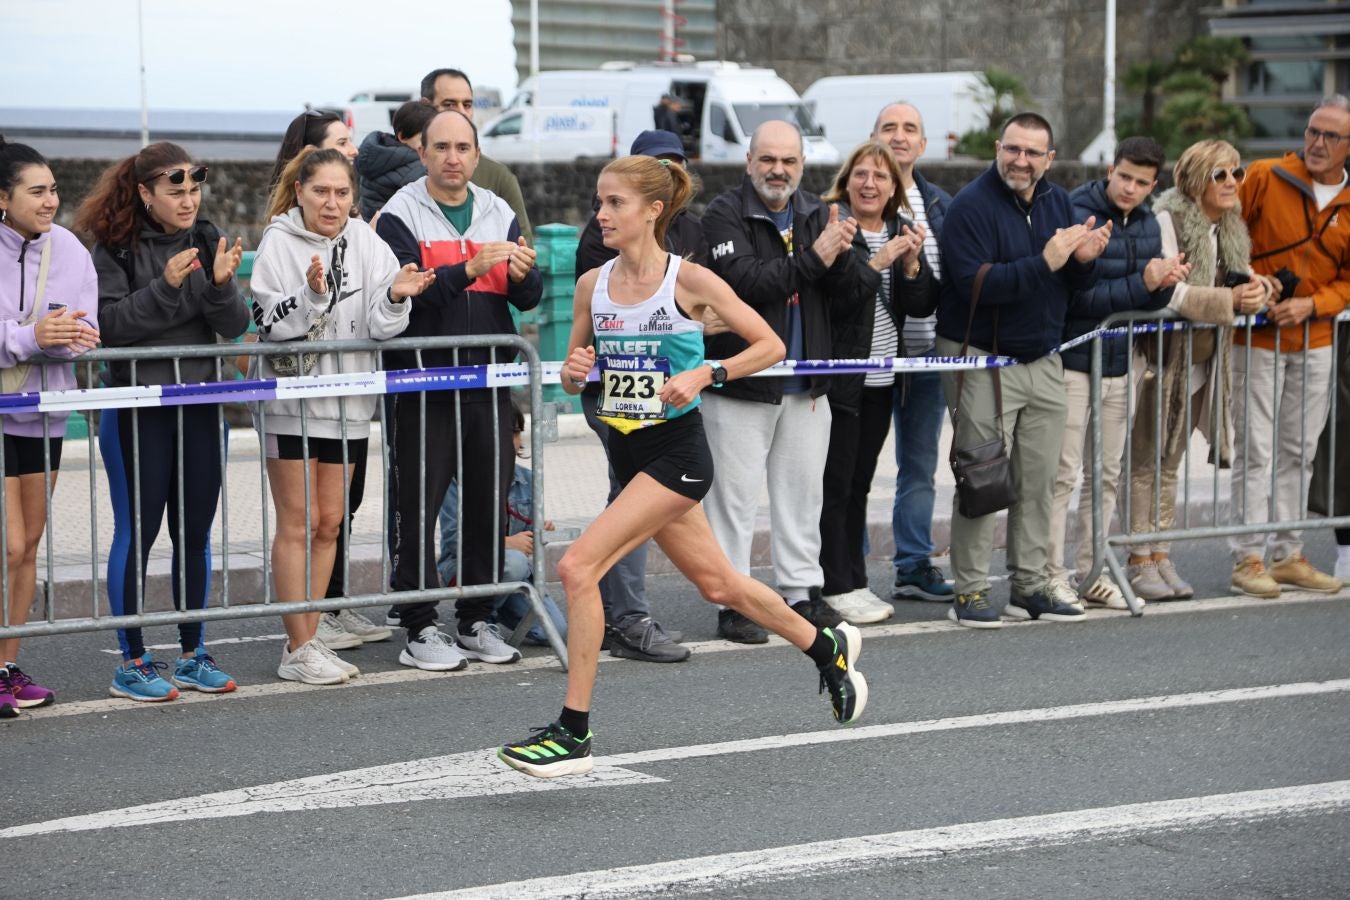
left=597, top=354, right=669, bottom=434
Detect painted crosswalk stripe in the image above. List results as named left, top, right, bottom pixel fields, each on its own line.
left=390, top=780, right=1350, bottom=899
left=5, top=678, right=1346, bottom=838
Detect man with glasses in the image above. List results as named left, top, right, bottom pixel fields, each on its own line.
left=420, top=68, right=533, bottom=245
left=1229, top=95, right=1350, bottom=595
left=934, top=113, right=1111, bottom=628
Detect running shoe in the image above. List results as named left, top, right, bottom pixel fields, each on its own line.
left=498, top=721, right=594, bottom=778
left=171, top=650, right=238, bottom=693
left=893, top=563, right=955, bottom=601
left=1007, top=586, right=1086, bottom=622
left=334, top=608, right=393, bottom=642
left=313, top=639, right=360, bottom=679
left=791, top=593, right=845, bottom=629
left=278, top=640, right=348, bottom=685
left=0, top=670, right=18, bottom=719
left=717, top=609, right=768, bottom=644
left=1154, top=558, right=1195, bottom=599
left=817, top=623, right=867, bottom=724
left=5, top=663, right=55, bottom=708
left=109, top=654, right=179, bottom=702
left=821, top=588, right=893, bottom=625
left=1269, top=553, right=1342, bottom=594
left=947, top=589, right=1002, bottom=629
left=457, top=621, right=522, bottom=664
left=316, top=612, right=364, bottom=650
left=607, top=616, right=690, bottom=663
left=399, top=627, right=468, bottom=671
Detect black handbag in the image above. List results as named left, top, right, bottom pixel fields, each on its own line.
left=949, top=263, right=1015, bottom=519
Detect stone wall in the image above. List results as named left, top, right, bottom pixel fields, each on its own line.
left=50, top=157, right=1115, bottom=248
left=716, top=0, right=1212, bottom=157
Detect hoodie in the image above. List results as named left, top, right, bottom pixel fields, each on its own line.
left=250, top=208, right=411, bottom=439
left=375, top=177, right=541, bottom=397
left=94, top=217, right=250, bottom=386
left=355, top=131, right=425, bottom=220
left=0, top=222, right=99, bottom=437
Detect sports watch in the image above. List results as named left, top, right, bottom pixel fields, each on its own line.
left=707, top=360, right=727, bottom=388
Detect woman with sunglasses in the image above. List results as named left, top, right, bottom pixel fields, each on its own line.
left=0, top=137, right=101, bottom=718
left=75, top=142, right=249, bottom=702
left=252, top=147, right=432, bottom=684
left=1124, top=140, right=1276, bottom=602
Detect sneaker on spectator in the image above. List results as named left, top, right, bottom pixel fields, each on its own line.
left=822, top=588, right=893, bottom=625
left=277, top=639, right=348, bottom=685
left=1079, top=576, right=1130, bottom=610
left=5, top=663, right=55, bottom=708
left=608, top=616, right=690, bottom=663
left=1126, top=560, right=1175, bottom=601
left=1154, top=558, right=1194, bottom=599
left=0, top=671, right=19, bottom=719
left=717, top=609, right=768, bottom=644
left=334, top=609, right=392, bottom=642
left=1007, top=585, right=1086, bottom=622
left=816, top=623, right=867, bottom=724
left=109, top=654, right=179, bottom=702
left=313, top=640, right=361, bottom=679
left=499, top=721, right=593, bottom=778
left=1231, top=556, right=1281, bottom=599
left=1047, top=578, right=1084, bottom=612
left=316, top=612, right=363, bottom=650
left=893, top=563, right=955, bottom=602
left=457, top=621, right=522, bottom=665
left=791, top=588, right=845, bottom=629
left=171, top=650, right=238, bottom=693
left=1268, top=553, right=1342, bottom=594
left=947, top=589, right=1002, bottom=629
left=400, top=627, right=468, bottom=671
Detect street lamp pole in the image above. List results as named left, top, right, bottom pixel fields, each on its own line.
left=529, top=0, right=539, bottom=77
left=137, top=0, right=150, bottom=148
left=1079, top=0, right=1118, bottom=163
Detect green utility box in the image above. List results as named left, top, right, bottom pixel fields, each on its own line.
left=531, top=223, right=581, bottom=413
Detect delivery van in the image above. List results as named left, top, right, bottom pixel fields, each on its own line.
left=479, top=106, right=618, bottom=163
left=509, top=61, right=840, bottom=164
left=801, top=72, right=985, bottom=161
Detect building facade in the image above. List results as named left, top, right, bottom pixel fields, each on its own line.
left=511, top=0, right=717, bottom=80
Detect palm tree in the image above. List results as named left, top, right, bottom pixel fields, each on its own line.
left=974, top=68, right=1035, bottom=133
left=1123, top=60, right=1172, bottom=134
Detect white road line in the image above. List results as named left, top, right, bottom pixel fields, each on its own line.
left=392, top=780, right=1350, bottom=899
left=95, top=633, right=289, bottom=654
left=8, top=679, right=1347, bottom=837
left=30, top=590, right=1348, bottom=720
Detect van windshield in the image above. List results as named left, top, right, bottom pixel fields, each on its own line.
left=732, top=103, right=824, bottom=137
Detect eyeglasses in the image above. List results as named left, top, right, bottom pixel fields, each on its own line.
left=1305, top=126, right=1350, bottom=147
left=148, top=165, right=209, bottom=186
left=998, top=143, right=1049, bottom=161
left=1210, top=166, right=1245, bottom=184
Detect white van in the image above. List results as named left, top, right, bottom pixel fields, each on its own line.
left=801, top=72, right=986, bottom=162
left=479, top=106, right=618, bottom=163
left=510, top=61, right=840, bottom=164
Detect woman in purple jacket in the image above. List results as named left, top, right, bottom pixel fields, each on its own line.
left=0, top=137, right=100, bottom=718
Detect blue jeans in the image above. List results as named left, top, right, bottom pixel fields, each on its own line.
left=493, top=548, right=567, bottom=644
left=891, top=364, right=946, bottom=571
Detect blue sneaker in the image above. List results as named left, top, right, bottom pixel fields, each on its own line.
left=947, top=589, right=1002, bottom=629
left=109, top=653, right=180, bottom=702
left=172, top=650, right=238, bottom=693
left=1007, top=585, right=1086, bottom=623
left=894, top=562, right=955, bottom=602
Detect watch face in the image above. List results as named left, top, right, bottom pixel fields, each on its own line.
left=711, top=364, right=727, bottom=384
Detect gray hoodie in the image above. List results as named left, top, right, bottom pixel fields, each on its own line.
left=250, top=208, right=410, bottom=440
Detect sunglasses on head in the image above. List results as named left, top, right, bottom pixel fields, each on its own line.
left=1210, top=166, right=1244, bottom=184
left=148, top=165, right=209, bottom=186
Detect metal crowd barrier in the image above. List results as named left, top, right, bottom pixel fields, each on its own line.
left=0, top=334, right=569, bottom=668
left=1081, top=309, right=1350, bottom=614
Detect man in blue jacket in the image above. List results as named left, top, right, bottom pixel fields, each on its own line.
left=871, top=101, right=956, bottom=604
left=1050, top=137, right=1189, bottom=609
left=934, top=113, right=1111, bottom=628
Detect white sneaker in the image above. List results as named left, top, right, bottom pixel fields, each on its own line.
left=313, top=639, right=360, bottom=679
left=1079, top=575, right=1130, bottom=610
left=456, top=621, right=522, bottom=664
left=316, top=612, right=363, bottom=650
left=1047, top=578, right=1084, bottom=611
left=334, top=608, right=393, bottom=643
left=277, top=640, right=347, bottom=685
left=821, top=588, right=893, bottom=625
left=399, top=627, right=468, bottom=671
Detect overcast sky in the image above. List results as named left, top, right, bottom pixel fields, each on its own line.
left=7, top=0, right=521, bottom=111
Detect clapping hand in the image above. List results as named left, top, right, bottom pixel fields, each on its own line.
left=391, top=263, right=436, bottom=301
left=34, top=307, right=100, bottom=352
left=306, top=254, right=327, bottom=295
left=507, top=236, right=537, bottom=284
left=213, top=237, right=244, bottom=286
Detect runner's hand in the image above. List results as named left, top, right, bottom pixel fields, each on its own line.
left=563, top=346, right=596, bottom=386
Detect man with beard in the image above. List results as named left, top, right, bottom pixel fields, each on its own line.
left=700, top=120, right=873, bottom=641
left=934, top=113, right=1111, bottom=629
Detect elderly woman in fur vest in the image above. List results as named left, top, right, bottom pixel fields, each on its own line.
left=1125, top=140, right=1277, bottom=602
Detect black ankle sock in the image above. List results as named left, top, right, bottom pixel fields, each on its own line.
left=559, top=706, right=589, bottom=737
left=805, top=628, right=837, bottom=667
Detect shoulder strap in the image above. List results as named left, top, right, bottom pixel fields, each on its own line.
left=951, top=263, right=1003, bottom=440
left=21, top=240, right=53, bottom=327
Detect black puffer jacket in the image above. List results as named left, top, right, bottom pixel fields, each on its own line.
left=828, top=204, right=938, bottom=415
left=356, top=131, right=425, bottom=220
left=701, top=176, right=873, bottom=403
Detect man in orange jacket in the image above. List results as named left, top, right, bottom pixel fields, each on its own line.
left=1230, top=96, right=1350, bottom=596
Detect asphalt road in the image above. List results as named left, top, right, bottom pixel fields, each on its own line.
left=3, top=534, right=1348, bottom=899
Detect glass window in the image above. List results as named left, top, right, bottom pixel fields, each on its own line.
left=1248, top=106, right=1311, bottom=140
left=488, top=114, right=522, bottom=138
left=709, top=104, right=734, bottom=142
left=732, top=103, right=825, bottom=138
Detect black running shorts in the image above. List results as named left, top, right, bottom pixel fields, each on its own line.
left=607, top=409, right=714, bottom=502
left=267, top=434, right=369, bottom=465
left=2, top=433, right=62, bottom=476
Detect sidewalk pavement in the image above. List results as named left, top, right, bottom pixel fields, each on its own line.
left=26, top=411, right=1229, bottom=620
